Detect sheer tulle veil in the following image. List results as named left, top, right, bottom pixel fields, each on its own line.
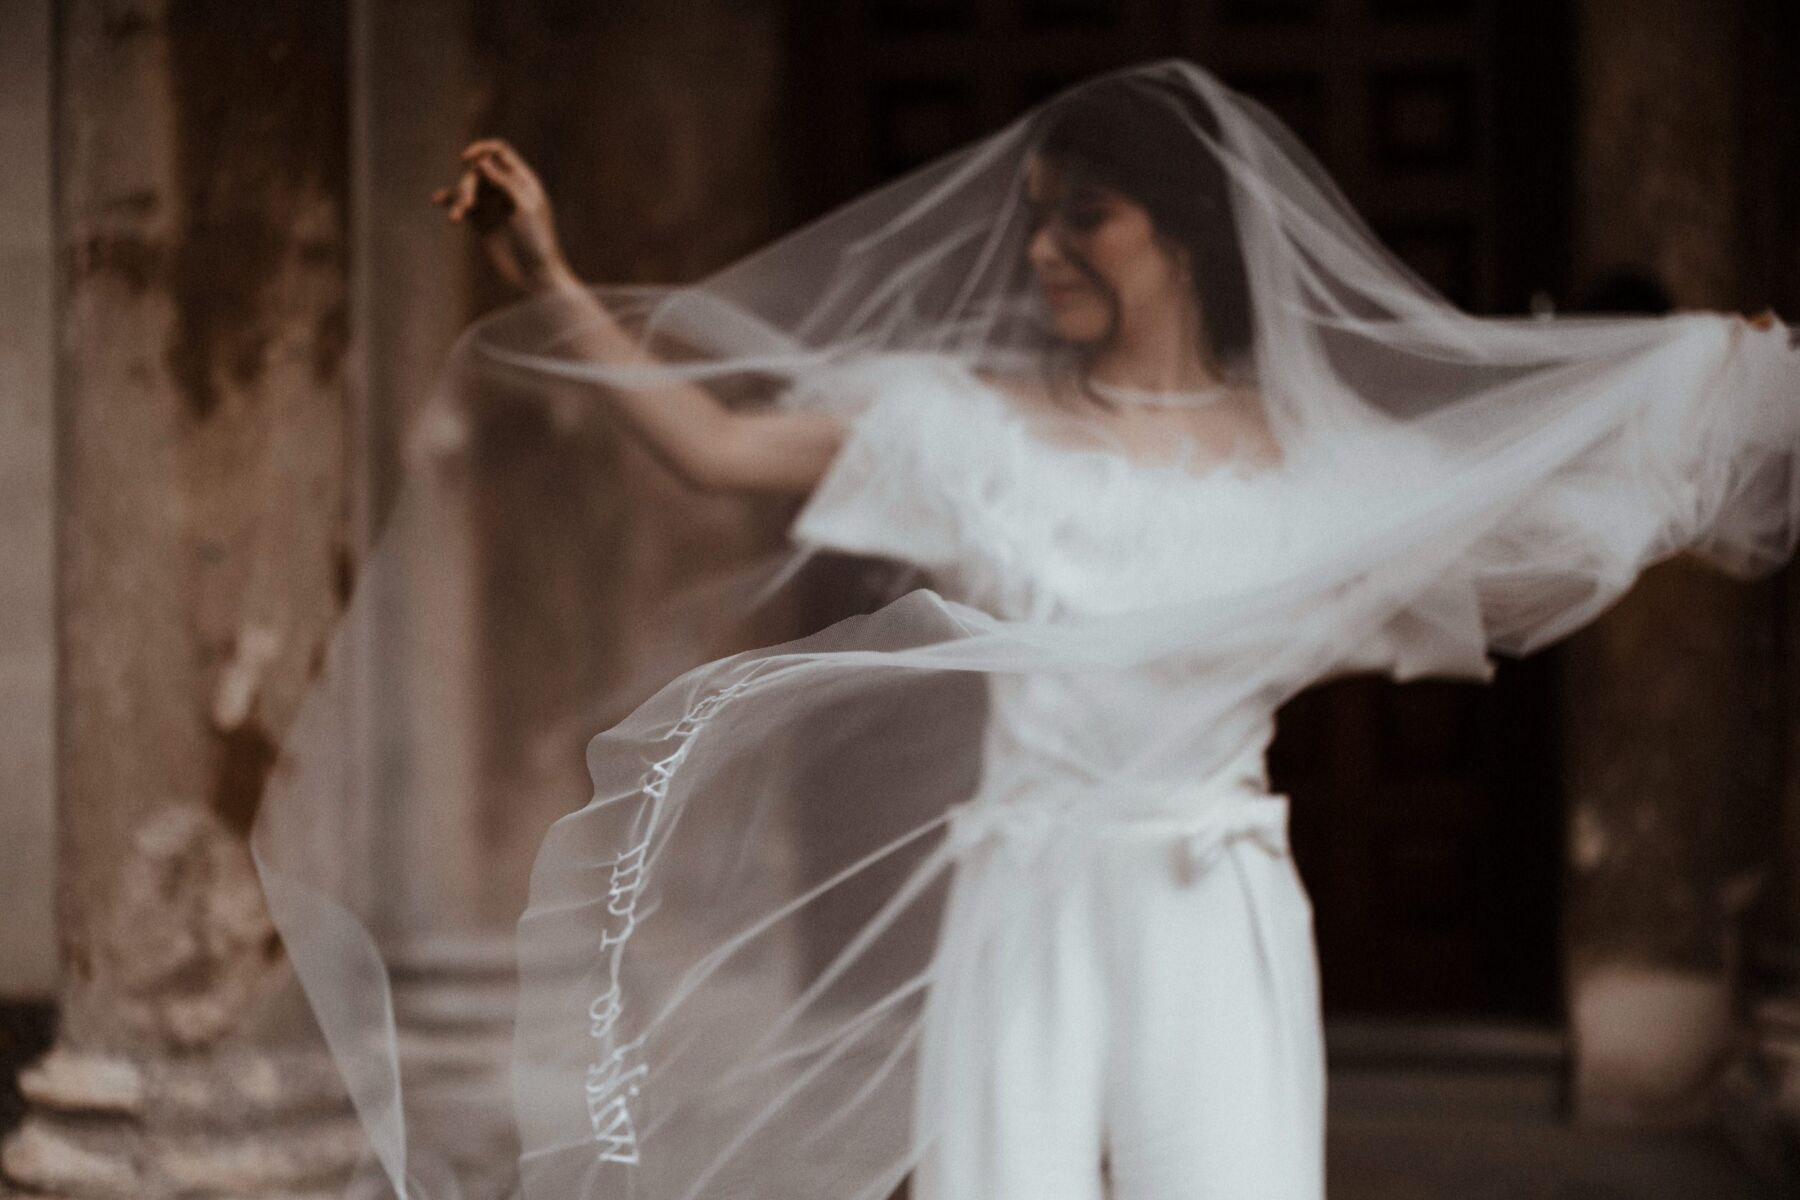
left=248, top=57, right=1800, bottom=1198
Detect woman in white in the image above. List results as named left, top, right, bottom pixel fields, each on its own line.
left=440, top=77, right=1330, bottom=1199
left=252, top=60, right=1800, bottom=1200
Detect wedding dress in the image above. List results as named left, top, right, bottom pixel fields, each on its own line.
left=785, top=349, right=1511, bottom=1198
left=794, top=350, right=1327, bottom=1198
left=247, top=58, right=1800, bottom=1200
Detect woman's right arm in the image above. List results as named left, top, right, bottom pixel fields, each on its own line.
left=437, top=138, right=846, bottom=498
left=520, top=275, right=847, bottom=495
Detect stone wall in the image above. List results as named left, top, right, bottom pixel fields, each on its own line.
left=1563, top=0, right=1797, bottom=1162
left=1, top=0, right=799, bottom=1193
left=0, top=0, right=57, bottom=1004
left=3, top=2, right=366, bottom=1193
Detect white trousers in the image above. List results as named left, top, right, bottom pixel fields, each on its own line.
left=911, top=794, right=1326, bottom=1199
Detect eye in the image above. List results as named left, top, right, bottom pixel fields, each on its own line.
left=1065, top=206, right=1105, bottom=231
left=1021, top=196, right=1105, bottom=236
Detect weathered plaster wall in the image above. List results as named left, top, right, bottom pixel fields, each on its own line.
left=50, top=0, right=353, bottom=1052
left=457, top=0, right=799, bottom=922
left=1564, top=0, right=1786, bottom=1127
left=0, top=0, right=57, bottom=1002
left=1, top=3, right=371, bottom=1194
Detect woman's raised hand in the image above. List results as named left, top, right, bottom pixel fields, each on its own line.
left=431, top=137, right=846, bottom=498
left=434, top=138, right=580, bottom=294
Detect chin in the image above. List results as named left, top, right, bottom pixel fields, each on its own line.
left=1049, top=309, right=1109, bottom=344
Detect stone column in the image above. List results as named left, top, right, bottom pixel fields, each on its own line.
left=461, top=0, right=798, bottom=913
left=348, top=5, right=799, bottom=1195
left=347, top=4, right=503, bottom=1188
left=1728, top=585, right=1800, bottom=1174
left=0, top=0, right=58, bottom=1007
left=1, top=3, right=362, bottom=1196
left=1729, top=0, right=1800, bottom=1176
left=1562, top=0, right=1787, bottom=1129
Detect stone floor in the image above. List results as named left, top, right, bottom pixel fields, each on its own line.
left=1324, top=1019, right=1788, bottom=1200
left=3, top=1004, right=1789, bottom=1198
left=1328, top=1071, right=1783, bottom=1199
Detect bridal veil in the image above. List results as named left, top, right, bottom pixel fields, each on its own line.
left=248, top=57, right=1800, bottom=1198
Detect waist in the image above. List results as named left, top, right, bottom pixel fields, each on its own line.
left=973, top=757, right=1273, bottom=815
left=942, top=779, right=1292, bottom=869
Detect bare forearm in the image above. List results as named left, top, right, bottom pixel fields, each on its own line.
left=439, top=140, right=842, bottom=496
left=533, top=277, right=844, bottom=495
left=533, top=274, right=744, bottom=488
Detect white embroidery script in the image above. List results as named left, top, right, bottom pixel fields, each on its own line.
left=585, top=669, right=760, bottom=1167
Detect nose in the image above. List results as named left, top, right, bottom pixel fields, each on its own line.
left=1027, top=224, right=1065, bottom=278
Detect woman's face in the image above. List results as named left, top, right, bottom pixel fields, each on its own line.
left=1023, top=154, right=1188, bottom=346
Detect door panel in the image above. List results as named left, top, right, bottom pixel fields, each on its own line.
left=786, top=0, right=1572, bottom=1019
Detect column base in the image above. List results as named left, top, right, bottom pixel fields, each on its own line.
left=0, top=1044, right=364, bottom=1200
left=1719, top=990, right=1800, bottom=1191
left=389, top=930, right=520, bottom=1200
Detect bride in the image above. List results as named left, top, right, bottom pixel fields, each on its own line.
left=255, top=59, right=1799, bottom=1200
left=442, top=74, right=1306, bottom=1200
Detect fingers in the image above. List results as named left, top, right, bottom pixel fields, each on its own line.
left=461, top=165, right=482, bottom=218
left=451, top=166, right=479, bottom=220
left=461, top=137, right=512, bottom=161
left=461, top=138, right=532, bottom=179
left=435, top=138, right=541, bottom=220
left=473, top=148, right=538, bottom=201
left=472, top=153, right=513, bottom=188
left=430, top=168, right=481, bottom=221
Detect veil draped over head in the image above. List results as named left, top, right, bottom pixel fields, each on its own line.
left=249, top=58, right=1800, bottom=1198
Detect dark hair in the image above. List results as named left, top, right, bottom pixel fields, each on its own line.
left=1023, top=74, right=1255, bottom=406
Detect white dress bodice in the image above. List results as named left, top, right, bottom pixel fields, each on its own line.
left=787, top=351, right=1495, bottom=820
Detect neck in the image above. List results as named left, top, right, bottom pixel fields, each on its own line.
left=1085, top=293, right=1224, bottom=393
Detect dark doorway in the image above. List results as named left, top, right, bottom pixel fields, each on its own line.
left=784, top=0, right=1575, bottom=1022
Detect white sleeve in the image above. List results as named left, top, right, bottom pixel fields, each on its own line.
left=1322, top=314, right=1798, bottom=682
left=1460, top=315, right=1800, bottom=656
left=1328, top=578, right=1498, bottom=684
left=784, top=354, right=969, bottom=571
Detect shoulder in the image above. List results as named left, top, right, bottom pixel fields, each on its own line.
left=966, top=363, right=1063, bottom=422
left=970, top=364, right=1035, bottom=392
left=798, top=353, right=1007, bottom=474
left=784, top=350, right=964, bottom=422
left=1226, top=390, right=1282, bottom=463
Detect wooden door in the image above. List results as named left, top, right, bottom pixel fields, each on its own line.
left=785, top=0, right=1573, bottom=1019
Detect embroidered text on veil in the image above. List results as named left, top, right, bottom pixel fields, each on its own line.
left=584, top=668, right=762, bottom=1166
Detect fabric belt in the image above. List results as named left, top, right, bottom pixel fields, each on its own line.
left=941, top=784, right=1291, bottom=881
